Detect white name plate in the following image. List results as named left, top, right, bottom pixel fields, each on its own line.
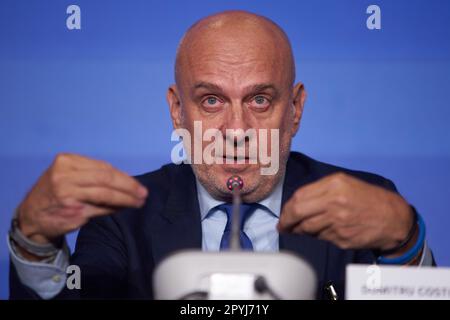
left=346, top=264, right=450, bottom=300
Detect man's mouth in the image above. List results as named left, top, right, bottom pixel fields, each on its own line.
left=220, top=155, right=257, bottom=164
left=223, top=155, right=247, bottom=160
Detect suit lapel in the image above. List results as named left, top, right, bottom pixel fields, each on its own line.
left=147, top=165, right=202, bottom=265
left=279, top=154, right=328, bottom=282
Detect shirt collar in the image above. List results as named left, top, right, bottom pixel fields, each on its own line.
left=196, top=176, right=284, bottom=221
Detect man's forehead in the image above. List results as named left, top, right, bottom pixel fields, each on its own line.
left=185, top=56, right=281, bottom=81
left=179, top=47, right=287, bottom=94
left=182, top=33, right=283, bottom=70
left=183, top=65, right=284, bottom=97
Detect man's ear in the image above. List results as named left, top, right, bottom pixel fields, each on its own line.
left=291, top=82, right=306, bottom=136
left=167, top=84, right=183, bottom=129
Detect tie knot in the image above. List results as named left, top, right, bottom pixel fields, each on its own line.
left=217, top=203, right=257, bottom=232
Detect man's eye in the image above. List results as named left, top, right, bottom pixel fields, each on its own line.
left=249, top=95, right=270, bottom=109
left=202, top=96, right=223, bottom=108
left=255, top=96, right=266, bottom=104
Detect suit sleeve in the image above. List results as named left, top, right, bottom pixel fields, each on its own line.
left=9, top=215, right=128, bottom=300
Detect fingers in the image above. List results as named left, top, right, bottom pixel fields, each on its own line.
left=52, top=153, right=106, bottom=170
left=316, top=228, right=336, bottom=244
left=78, top=186, right=144, bottom=207
left=17, top=154, right=149, bottom=245
left=48, top=154, right=148, bottom=210
left=278, top=173, right=351, bottom=233
left=80, top=204, right=118, bottom=219
left=290, top=178, right=329, bottom=204
left=290, top=213, right=333, bottom=235
left=277, top=172, right=401, bottom=251
left=61, top=169, right=148, bottom=200
left=278, top=200, right=326, bottom=232
left=49, top=157, right=149, bottom=218
left=294, top=172, right=349, bottom=203
left=316, top=228, right=356, bottom=250
left=278, top=182, right=331, bottom=232
left=52, top=153, right=133, bottom=178
left=280, top=211, right=355, bottom=251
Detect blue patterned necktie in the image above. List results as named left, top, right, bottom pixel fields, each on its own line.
left=217, top=203, right=257, bottom=250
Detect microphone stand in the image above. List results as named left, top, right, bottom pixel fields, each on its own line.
left=230, top=183, right=242, bottom=251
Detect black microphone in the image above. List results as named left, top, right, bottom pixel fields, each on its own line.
left=226, top=176, right=244, bottom=251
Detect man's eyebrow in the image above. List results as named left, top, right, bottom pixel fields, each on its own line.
left=192, top=82, right=278, bottom=95
left=244, top=83, right=278, bottom=94
left=193, top=82, right=223, bottom=92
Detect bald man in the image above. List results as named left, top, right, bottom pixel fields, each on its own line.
left=9, top=11, right=433, bottom=300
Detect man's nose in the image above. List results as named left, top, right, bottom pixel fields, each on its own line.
left=224, top=101, right=250, bottom=129
left=222, top=101, right=251, bottom=146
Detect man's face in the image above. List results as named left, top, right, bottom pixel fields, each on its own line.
left=168, top=21, right=304, bottom=202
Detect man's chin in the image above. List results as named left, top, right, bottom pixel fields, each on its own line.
left=211, top=164, right=262, bottom=196
left=193, top=163, right=279, bottom=202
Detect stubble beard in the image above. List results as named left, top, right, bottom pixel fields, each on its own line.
left=191, top=137, right=291, bottom=203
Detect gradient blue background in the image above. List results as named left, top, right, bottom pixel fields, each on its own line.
left=1, top=0, right=449, bottom=299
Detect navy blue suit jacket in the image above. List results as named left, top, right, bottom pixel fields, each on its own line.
left=10, top=152, right=405, bottom=300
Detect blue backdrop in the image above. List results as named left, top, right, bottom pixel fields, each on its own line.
left=1, top=0, right=449, bottom=299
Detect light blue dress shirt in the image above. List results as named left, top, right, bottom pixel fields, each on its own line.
left=196, top=178, right=283, bottom=252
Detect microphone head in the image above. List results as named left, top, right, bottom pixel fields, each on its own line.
left=226, top=175, right=244, bottom=191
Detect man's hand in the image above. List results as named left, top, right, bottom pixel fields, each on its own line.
left=16, top=153, right=148, bottom=247
left=278, top=172, right=414, bottom=252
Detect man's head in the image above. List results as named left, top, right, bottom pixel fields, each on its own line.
left=167, top=10, right=306, bottom=202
